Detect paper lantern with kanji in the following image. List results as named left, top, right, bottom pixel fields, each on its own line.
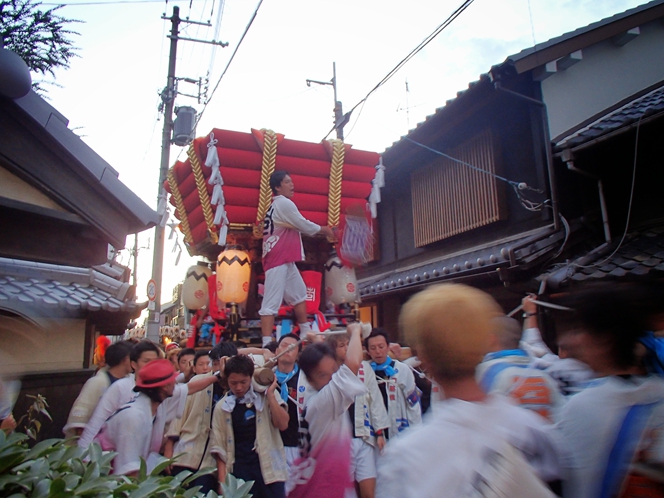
left=325, top=256, right=358, bottom=305
left=182, top=262, right=212, bottom=310
left=217, top=246, right=251, bottom=304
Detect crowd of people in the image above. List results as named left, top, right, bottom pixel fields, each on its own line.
left=60, top=171, right=664, bottom=496
left=61, top=281, right=664, bottom=497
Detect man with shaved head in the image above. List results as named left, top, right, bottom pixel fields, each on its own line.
left=376, top=284, right=560, bottom=497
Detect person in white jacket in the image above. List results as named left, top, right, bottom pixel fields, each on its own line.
left=259, top=171, right=334, bottom=346
left=546, top=284, right=664, bottom=498
left=364, top=329, right=421, bottom=439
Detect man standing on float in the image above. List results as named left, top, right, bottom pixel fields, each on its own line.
left=259, top=171, right=335, bottom=347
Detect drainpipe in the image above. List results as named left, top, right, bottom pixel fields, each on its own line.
left=561, top=149, right=611, bottom=244
left=492, top=81, right=560, bottom=231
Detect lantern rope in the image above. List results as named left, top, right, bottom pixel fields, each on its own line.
left=253, top=129, right=278, bottom=238
left=188, top=142, right=219, bottom=244
left=327, top=139, right=345, bottom=228
left=167, top=168, right=195, bottom=246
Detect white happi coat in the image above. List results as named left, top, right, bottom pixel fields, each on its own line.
left=354, top=361, right=390, bottom=446
left=371, top=359, right=422, bottom=437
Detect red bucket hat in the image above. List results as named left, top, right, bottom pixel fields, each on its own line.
left=136, top=359, right=178, bottom=388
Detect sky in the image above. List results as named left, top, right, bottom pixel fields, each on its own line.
left=39, top=0, right=647, bottom=308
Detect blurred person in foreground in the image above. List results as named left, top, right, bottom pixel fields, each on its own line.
left=377, top=283, right=559, bottom=498
left=550, top=283, right=664, bottom=497
left=327, top=330, right=389, bottom=498
left=520, top=295, right=594, bottom=397
left=477, top=316, right=564, bottom=422
left=288, top=323, right=367, bottom=498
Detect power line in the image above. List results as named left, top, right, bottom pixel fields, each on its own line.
left=42, top=0, right=175, bottom=5
left=322, top=0, right=475, bottom=140
left=195, top=0, right=264, bottom=127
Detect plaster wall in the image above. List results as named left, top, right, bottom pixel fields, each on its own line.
left=0, top=165, right=67, bottom=211
left=0, top=316, right=85, bottom=373
left=542, top=20, right=664, bottom=140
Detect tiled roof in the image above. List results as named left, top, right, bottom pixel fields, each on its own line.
left=0, top=257, right=143, bottom=315
left=506, top=0, right=664, bottom=66
left=359, top=226, right=562, bottom=298
left=543, top=226, right=664, bottom=288
left=556, top=84, right=664, bottom=149
left=383, top=74, right=491, bottom=155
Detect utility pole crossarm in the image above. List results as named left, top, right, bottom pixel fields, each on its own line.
left=306, top=62, right=345, bottom=140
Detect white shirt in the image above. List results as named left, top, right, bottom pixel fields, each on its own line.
left=79, top=375, right=188, bottom=450
left=103, top=387, right=188, bottom=475
left=288, top=365, right=367, bottom=498
left=377, top=395, right=556, bottom=498
left=552, top=375, right=664, bottom=498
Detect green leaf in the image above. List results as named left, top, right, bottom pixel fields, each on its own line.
left=138, top=457, right=148, bottom=481
left=0, top=452, right=27, bottom=474
left=127, top=480, right=162, bottom=498
left=234, top=480, right=254, bottom=497
left=82, top=460, right=99, bottom=482
left=63, top=473, right=80, bottom=490
left=24, top=438, right=60, bottom=460
left=182, top=486, right=203, bottom=498
left=72, top=477, right=115, bottom=495
left=86, top=442, right=102, bottom=463
left=149, top=457, right=172, bottom=477
left=50, top=478, right=67, bottom=493
left=182, top=466, right=215, bottom=487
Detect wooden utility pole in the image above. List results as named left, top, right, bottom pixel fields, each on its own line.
left=307, top=62, right=346, bottom=140
left=147, top=7, right=227, bottom=342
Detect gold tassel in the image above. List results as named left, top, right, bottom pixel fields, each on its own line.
left=167, top=168, right=194, bottom=246
left=253, top=129, right=279, bottom=238
left=327, top=139, right=345, bottom=228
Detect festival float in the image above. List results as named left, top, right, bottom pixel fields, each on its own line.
left=165, top=128, right=384, bottom=345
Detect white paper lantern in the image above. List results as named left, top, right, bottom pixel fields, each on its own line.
left=182, top=262, right=212, bottom=310
left=217, top=246, right=251, bottom=304
left=324, top=256, right=358, bottom=305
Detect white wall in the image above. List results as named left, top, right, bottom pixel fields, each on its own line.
left=541, top=19, right=664, bottom=140
left=0, top=316, right=86, bottom=374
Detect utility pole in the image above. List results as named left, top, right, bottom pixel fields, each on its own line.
left=146, top=6, right=227, bottom=343
left=146, top=5, right=180, bottom=343
left=307, top=62, right=346, bottom=140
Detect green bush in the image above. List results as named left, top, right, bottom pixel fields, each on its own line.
left=0, top=431, right=253, bottom=497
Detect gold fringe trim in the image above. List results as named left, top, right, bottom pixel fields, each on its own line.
left=188, top=144, right=219, bottom=244
left=253, top=129, right=278, bottom=238
left=167, top=168, right=194, bottom=245
left=327, top=139, right=345, bottom=227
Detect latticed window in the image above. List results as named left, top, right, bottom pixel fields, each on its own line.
left=411, top=129, right=506, bottom=247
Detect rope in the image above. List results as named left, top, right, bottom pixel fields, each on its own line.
left=188, top=143, right=219, bottom=244
left=253, top=129, right=278, bottom=238
left=167, top=168, right=195, bottom=245
left=327, top=139, right=345, bottom=227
